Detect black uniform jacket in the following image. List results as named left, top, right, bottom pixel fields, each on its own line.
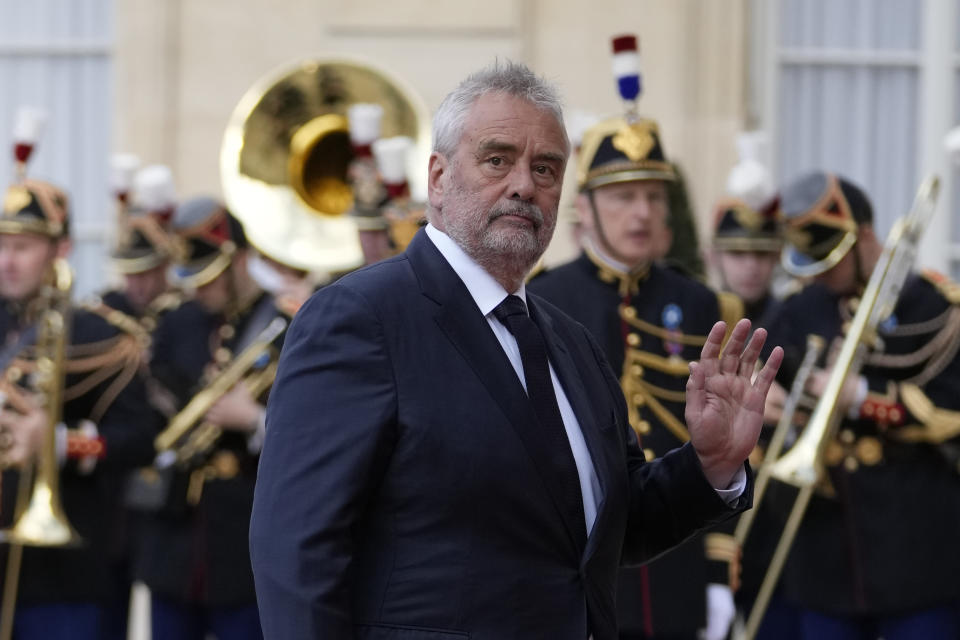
left=530, top=252, right=743, bottom=636
left=0, top=301, right=159, bottom=606
left=762, top=273, right=960, bottom=615
left=134, top=292, right=281, bottom=607
left=251, top=230, right=751, bottom=640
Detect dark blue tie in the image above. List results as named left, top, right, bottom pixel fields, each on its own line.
left=493, top=295, right=586, bottom=549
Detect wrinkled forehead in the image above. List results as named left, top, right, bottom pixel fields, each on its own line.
left=462, top=92, right=569, bottom=153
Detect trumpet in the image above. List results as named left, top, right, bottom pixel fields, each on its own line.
left=740, top=175, right=940, bottom=640
left=154, top=316, right=287, bottom=465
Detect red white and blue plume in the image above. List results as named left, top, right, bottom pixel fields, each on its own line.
left=611, top=35, right=641, bottom=116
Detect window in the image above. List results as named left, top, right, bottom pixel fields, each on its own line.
left=0, top=0, right=115, bottom=297
left=755, top=0, right=957, bottom=279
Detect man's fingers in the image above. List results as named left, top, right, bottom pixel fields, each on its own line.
left=700, top=321, right=729, bottom=360
left=753, top=346, right=784, bottom=400
left=685, top=361, right=706, bottom=420
left=738, top=328, right=768, bottom=377
left=719, top=319, right=752, bottom=374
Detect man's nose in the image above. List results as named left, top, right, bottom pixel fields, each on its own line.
left=508, top=165, right=536, bottom=202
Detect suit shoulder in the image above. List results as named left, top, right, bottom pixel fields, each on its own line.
left=328, top=255, right=412, bottom=299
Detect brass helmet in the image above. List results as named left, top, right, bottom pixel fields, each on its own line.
left=780, top=172, right=872, bottom=277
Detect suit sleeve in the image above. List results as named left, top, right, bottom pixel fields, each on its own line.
left=250, top=283, right=397, bottom=639
left=580, top=326, right=751, bottom=565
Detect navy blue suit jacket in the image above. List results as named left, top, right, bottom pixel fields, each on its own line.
left=251, top=230, right=749, bottom=640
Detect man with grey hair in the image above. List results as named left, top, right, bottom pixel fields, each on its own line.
left=251, top=61, right=782, bottom=640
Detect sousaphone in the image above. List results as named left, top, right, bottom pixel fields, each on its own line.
left=220, top=57, right=431, bottom=273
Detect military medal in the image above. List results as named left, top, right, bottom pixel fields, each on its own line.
left=661, top=303, right=684, bottom=358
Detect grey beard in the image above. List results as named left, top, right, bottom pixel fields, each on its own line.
left=446, top=202, right=551, bottom=285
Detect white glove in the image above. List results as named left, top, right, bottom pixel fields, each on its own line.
left=703, top=583, right=735, bottom=640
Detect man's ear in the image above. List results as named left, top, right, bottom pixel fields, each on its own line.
left=55, top=237, right=71, bottom=258
left=427, top=152, right=447, bottom=211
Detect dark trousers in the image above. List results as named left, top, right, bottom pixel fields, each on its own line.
left=151, top=595, right=263, bottom=640
left=798, top=605, right=959, bottom=640
left=13, top=603, right=102, bottom=640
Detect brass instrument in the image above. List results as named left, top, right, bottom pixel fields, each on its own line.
left=219, top=57, right=431, bottom=273
left=154, top=316, right=287, bottom=465
left=740, top=175, right=940, bottom=640
left=0, top=258, right=81, bottom=640
left=1, top=257, right=81, bottom=546
left=734, top=334, right=824, bottom=549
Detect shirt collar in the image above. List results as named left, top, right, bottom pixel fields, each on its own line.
left=425, top=223, right=526, bottom=316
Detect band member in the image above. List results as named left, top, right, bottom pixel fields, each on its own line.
left=529, top=36, right=743, bottom=640
left=761, top=172, right=960, bottom=639
left=0, top=175, right=160, bottom=639
left=707, top=140, right=798, bottom=640
left=99, top=161, right=181, bottom=333
left=133, top=196, right=286, bottom=640
left=709, top=133, right=784, bottom=324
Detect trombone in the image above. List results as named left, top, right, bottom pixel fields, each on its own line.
left=0, top=258, right=81, bottom=640
left=740, top=175, right=940, bottom=640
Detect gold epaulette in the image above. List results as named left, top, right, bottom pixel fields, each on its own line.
left=921, top=269, right=960, bottom=305
left=893, top=383, right=960, bottom=444
left=81, top=298, right=150, bottom=348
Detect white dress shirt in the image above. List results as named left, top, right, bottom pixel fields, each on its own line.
left=424, top=225, right=744, bottom=537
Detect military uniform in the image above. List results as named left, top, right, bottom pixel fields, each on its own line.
left=709, top=183, right=799, bottom=639
left=132, top=197, right=283, bottom=640
left=529, top=47, right=743, bottom=636
left=0, top=178, right=160, bottom=639
left=96, top=175, right=182, bottom=640
left=762, top=173, right=960, bottom=637
left=711, top=197, right=783, bottom=324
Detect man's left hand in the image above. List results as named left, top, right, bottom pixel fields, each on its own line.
left=685, top=319, right=784, bottom=489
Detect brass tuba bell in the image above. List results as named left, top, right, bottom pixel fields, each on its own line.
left=219, top=57, right=431, bottom=273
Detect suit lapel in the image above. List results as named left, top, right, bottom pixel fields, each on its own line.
left=405, top=232, right=586, bottom=555
left=531, top=298, right=615, bottom=561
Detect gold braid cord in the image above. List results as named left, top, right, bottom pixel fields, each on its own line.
left=865, top=278, right=960, bottom=443
left=8, top=314, right=144, bottom=423
left=894, top=384, right=960, bottom=444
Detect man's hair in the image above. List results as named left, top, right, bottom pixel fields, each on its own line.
left=432, top=60, right=567, bottom=157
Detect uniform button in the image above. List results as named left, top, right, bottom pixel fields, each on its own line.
left=626, top=333, right=641, bottom=347
left=622, top=306, right=637, bottom=319
left=632, top=394, right=646, bottom=407
left=840, top=429, right=855, bottom=444
left=844, top=456, right=858, bottom=472
left=631, top=364, right=644, bottom=377
left=643, top=448, right=656, bottom=462
left=215, top=347, right=232, bottom=365
left=219, top=324, right=236, bottom=340
left=636, top=420, right=651, bottom=435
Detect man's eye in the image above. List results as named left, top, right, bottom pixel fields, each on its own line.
left=488, top=157, right=504, bottom=167
left=534, top=165, right=553, bottom=176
